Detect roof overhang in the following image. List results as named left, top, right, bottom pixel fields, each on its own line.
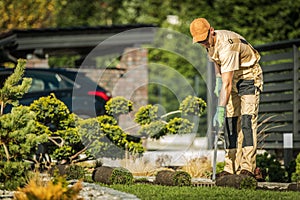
left=0, top=24, right=156, bottom=63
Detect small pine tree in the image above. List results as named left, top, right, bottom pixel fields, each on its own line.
left=0, top=106, right=48, bottom=162
left=0, top=59, right=32, bottom=115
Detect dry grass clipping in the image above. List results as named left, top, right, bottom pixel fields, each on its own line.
left=120, top=157, right=158, bottom=176
left=181, top=156, right=212, bottom=178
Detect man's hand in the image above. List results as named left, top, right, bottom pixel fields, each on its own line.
left=214, top=77, right=222, bottom=97
left=213, top=106, right=225, bottom=128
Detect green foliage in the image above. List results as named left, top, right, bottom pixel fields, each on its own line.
left=5, top=0, right=299, bottom=45
left=134, top=104, right=159, bottom=125
left=135, top=95, right=205, bottom=139
left=138, top=121, right=167, bottom=139
left=240, top=177, right=257, bottom=190
left=0, top=161, right=31, bottom=190
left=105, top=96, right=133, bottom=118
left=256, top=153, right=287, bottom=182
left=102, top=124, right=144, bottom=154
left=65, top=164, right=87, bottom=180
left=291, top=153, right=300, bottom=182
left=0, top=59, right=32, bottom=115
left=179, top=95, right=206, bottom=117
left=48, top=55, right=81, bottom=68
left=110, top=167, right=134, bottom=185
left=0, top=106, right=48, bottom=161
left=216, top=162, right=225, bottom=174
left=147, top=33, right=207, bottom=116
left=98, top=112, right=145, bottom=154
left=97, top=115, right=118, bottom=126
left=78, top=117, right=105, bottom=148
left=211, top=0, right=300, bottom=44
left=173, top=171, right=191, bottom=187
left=78, top=114, right=144, bottom=158
left=28, top=94, right=84, bottom=162
left=137, top=116, right=194, bottom=140
left=29, top=93, right=74, bottom=131
left=166, top=117, right=193, bottom=135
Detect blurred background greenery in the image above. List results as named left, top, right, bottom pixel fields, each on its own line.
left=1, top=0, right=299, bottom=135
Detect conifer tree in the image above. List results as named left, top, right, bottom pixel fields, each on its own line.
left=0, top=59, right=32, bottom=115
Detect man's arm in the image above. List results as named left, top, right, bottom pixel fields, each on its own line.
left=218, top=71, right=233, bottom=106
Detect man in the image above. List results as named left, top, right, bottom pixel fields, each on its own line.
left=190, top=18, right=263, bottom=178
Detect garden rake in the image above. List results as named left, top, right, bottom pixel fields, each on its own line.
left=212, top=126, right=225, bottom=181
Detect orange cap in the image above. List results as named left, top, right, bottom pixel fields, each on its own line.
left=190, top=18, right=210, bottom=43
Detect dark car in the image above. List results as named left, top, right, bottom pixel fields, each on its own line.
left=0, top=68, right=112, bottom=118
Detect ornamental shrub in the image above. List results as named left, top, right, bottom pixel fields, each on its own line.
left=179, top=95, right=206, bottom=117
left=137, top=121, right=167, bottom=139
left=0, top=161, right=31, bottom=190
left=134, top=104, right=159, bottom=125
left=166, top=117, right=193, bottom=135
left=14, top=173, right=83, bottom=200
left=105, top=96, right=133, bottom=118
left=292, top=153, right=300, bottom=182
left=256, top=153, right=287, bottom=182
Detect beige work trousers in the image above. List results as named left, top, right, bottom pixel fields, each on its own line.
left=223, top=64, right=262, bottom=174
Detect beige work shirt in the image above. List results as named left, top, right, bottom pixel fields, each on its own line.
left=207, top=30, right=260, bottom=73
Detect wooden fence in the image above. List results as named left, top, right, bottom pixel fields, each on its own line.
left=256, top=39, right=300, bottom=151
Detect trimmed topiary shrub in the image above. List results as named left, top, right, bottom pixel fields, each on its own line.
left=155, top=170, right=191, bottom=186
left=92, top=166, right=133, bottom=185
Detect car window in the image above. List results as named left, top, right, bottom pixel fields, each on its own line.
left=0, top=70, right=75, bottom=92
left=26, top=71, right=74, bottom=91
left=29, top=78, right=45, bottom=92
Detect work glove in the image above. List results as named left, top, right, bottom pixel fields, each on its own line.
left=213, top=106, right=225, bottom=128
left=214, top=77, right=222, bottom=97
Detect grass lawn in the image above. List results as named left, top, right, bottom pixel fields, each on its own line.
left=108, top=184, right=299, bottom=200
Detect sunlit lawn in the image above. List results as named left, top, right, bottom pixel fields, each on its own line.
left=108, top=184, right=299, bottom=200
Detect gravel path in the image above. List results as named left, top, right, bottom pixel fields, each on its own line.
left=0, top=182, right=140, bottom=200
left=78, top=182, right=140, bottom=200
